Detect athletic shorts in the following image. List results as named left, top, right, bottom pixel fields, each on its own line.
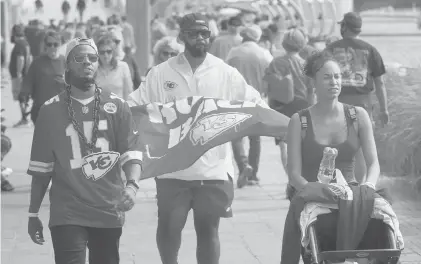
left=11, top=78, right=22, bottom=101
left=155, top=176, right=234, bottom=218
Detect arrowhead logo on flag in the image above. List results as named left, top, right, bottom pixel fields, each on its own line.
left=130, top=96, right=290, bottom=179
left=190, top=112, right=252, bottom=145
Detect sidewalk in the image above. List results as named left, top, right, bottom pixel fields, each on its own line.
left=1, top=86, right=421, bottom=264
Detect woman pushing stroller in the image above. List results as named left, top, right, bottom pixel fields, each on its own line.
left=280, top=51, right=389, bottom=264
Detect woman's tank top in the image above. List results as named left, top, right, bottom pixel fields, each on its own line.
left=299, top=104, right=360, bottom=183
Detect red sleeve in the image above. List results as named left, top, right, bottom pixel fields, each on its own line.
left=27, top=106, right=54, bottom=177
left=117, top=101, right=143, bottom=167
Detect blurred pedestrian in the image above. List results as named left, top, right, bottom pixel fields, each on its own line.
left=21, top=30, right=66, bottom=124
left=264, top=28, right=314, bottom=173
left=226, top=24, right=274, bottom=187
left=325, top=12, right=388, bottom=183
left=9, top=24, right=32, bottom=127
left=95, top=34, right=133, bottom=100
left=209, top=16, right=243, bottom=60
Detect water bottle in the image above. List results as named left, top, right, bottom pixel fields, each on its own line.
left=317, top=147, right=338, bottom=184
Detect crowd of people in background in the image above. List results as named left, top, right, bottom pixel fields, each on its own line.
left=1, top=9, right=388, bottom=200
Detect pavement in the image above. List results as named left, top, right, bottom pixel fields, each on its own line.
left=1, top=75, right=421, bottom=264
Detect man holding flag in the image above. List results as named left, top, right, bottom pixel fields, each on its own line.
left=129, top=13, right=270, bottom=264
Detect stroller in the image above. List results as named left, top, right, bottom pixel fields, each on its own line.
left=304, top=211, right=401, bottom=264
left=298, top=186, right=403, bottom=264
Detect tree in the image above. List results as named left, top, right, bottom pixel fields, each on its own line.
left=76, top=0, right=86, bottom=22
left=61, top=1, right=71, bottom=22
left=35, top=0, right=43, bottom=12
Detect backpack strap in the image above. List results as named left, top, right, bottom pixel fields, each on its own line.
left=298, top=109, right=309, bottom=139
left=345, top=104, right=359, bottom=133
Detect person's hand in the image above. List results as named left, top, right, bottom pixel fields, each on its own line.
left=28, top=217, right=45, bottom=245
left=115, top=186, right=136, bottom=212
left=378, top=110, right=389, bottom=126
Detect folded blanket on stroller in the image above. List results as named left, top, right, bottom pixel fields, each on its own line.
left=281, top=171, right=404, bottom=264
left=300, top=197, right=404, bottom=250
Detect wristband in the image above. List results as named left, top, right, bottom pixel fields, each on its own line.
left=125, top=185, right=138, bottom=194
left=28, top=213, right=39, bottom=217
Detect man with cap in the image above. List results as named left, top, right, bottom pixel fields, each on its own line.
left=226, top=24, right=274, bottom=187
left=209, top=15, right=243, bottom=60
left=9, top=24, right=32, bottom=127
left=21, top=30, right=66, bottom=124
left=326, top=12, right=389, bottom=183
left=27, top=37, right=144, bottom=264
left=128, top=13, right=266, bottom=264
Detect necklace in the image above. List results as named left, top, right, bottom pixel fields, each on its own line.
left=81, top=105, right=89, bottom=114
left=66, top=85, right=101, bottom=155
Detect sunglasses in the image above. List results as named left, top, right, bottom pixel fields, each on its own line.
left=45, top=42, right=60, bottom=48
left=161, top=51, right=178, bottom=57
left=73, top=54, right=99, bottom=63
left=184, top=30, right=211, bottom=39
left=99, top=49, right=113, bottom=55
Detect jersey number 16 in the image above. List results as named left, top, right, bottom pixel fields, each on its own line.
left=65, top=120, right=110, bottom=169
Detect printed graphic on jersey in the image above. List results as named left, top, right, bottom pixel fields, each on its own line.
left=332, top=47, right=369, bottom=87
left=82, top=151, right=120, bottom=181
left=44, top=95, right=60, bottom=105
left=164, top=81, right=178, bottom=91
left=190, top=112, right=252, bottom=145
left=103, top=102, right=117, bottom=114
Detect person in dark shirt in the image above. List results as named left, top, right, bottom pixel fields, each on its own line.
left=25, top=20, right=45, bottom=58
left=123, top=46, right=141, bottom=90
left=21, top=30, right=66, bottom=124
left=9, top=24, right=31, bottom=127
left=325, top=12, right=388, bottom=184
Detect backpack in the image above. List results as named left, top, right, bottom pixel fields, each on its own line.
left=298, top=104, right=358, bottom=140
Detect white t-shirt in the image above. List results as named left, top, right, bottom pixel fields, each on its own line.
left=128, top=53, right=267, bottom=181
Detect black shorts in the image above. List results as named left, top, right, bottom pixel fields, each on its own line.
left=155, top=176, right=234, bottom=218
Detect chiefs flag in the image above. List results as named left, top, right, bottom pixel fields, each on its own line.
left=130, top=96, right=290, bottom=179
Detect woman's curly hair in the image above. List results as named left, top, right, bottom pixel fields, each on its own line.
left=303, top=50, right=339, bottom=78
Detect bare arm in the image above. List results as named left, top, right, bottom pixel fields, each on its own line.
left=374, top=76, right=388, bottom=112
left=287, top=113, right=308, bottom=189
left=29, top=176, right=51, bottom=213
left=122, top=63, right=134, bottom=101
left=122, top=162, right=142, bottom=182
left=16, top=56, right=25, bottom=77
left=356, top=106, right=380, bottom=186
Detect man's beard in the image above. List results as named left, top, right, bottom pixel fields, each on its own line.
left=184, top=41, right=208, bottom=58
left=65, top=70, right=96, bottom=92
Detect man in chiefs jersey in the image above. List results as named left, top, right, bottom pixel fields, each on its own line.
left=27, top=38, right=143, bottom=264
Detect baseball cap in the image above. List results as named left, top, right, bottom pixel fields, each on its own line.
left=179, top=13, right=209, bottom=31
left=240, top=25, right=262, bottom=42
left=65, top=38, right=98, bottom=62
left=338, top=12, right=362, bottom=30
